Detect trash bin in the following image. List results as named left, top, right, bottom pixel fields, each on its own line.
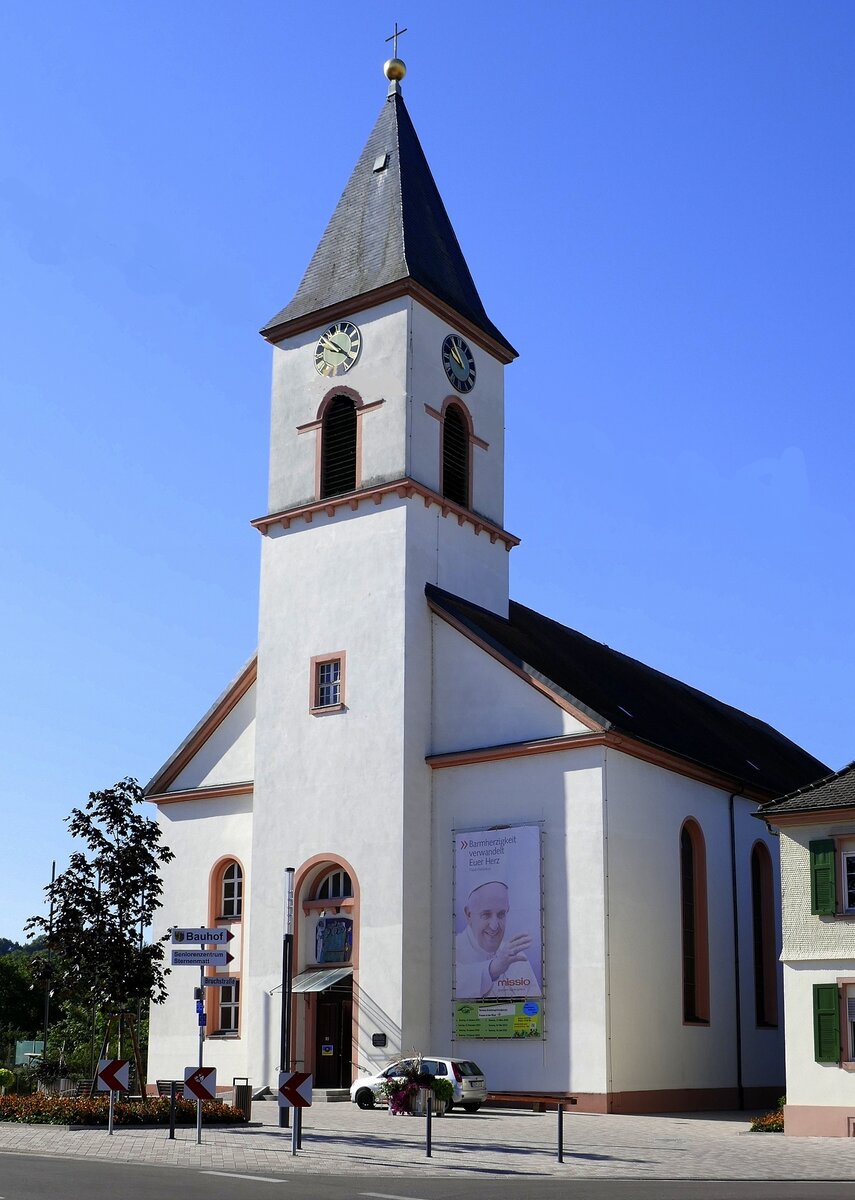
left=232, top=1077, right=252, bottom=1121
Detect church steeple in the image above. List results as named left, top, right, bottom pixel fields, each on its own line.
left=261, top=67, right=516, bottom=361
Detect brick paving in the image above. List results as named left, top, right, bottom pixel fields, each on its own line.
left=2, top=1101, right=855, bottom=1180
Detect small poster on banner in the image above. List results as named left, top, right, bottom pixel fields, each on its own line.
left=454, top=999, right=543, bottom=1039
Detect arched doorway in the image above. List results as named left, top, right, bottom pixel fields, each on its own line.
left=293, top=856, right=359, bottom=1089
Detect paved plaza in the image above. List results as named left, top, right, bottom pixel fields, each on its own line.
left=2, top=1102, right=855, bottom=1181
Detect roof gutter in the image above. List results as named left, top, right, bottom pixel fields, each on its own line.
left=729, top=791, right=745, bottom=1111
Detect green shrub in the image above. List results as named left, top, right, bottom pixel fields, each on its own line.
left=0, top=1094, right=246, bottom=1126
left=0, top=1069, right=15, bottom=1091
left=750, top=1100, right=785, bottom=1133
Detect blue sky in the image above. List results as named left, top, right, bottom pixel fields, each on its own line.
left=1, top=1, right=852, bottom=941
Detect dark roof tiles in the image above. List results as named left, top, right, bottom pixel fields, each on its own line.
left=262, top=91, right=515, bottom=356
left=427, top=584, right=828, bottom=797
left=760, top=759, right=855, bottom=816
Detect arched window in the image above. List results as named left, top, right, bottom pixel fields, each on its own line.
left=751, top=842, right=778, bottom=1027
left=680, top=820, right=709, bottom=1023
left=315, top=867, right=353, bottom=902
left=441, top=403, right=469, bottom=507
left=221, top=861, right=243, bottom=919
left=321, top=396, right=357, bottom=498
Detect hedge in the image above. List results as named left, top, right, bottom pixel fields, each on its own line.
left=0, top=1094, right=247, bottom=1126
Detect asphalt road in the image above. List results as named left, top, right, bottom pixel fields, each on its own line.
left=1, top=1156, right=854, bottom=1200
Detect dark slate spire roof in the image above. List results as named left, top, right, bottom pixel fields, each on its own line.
left=262, top=90, right=516, bottom=358
left=426, top=584, right=829, bottom=798
left=759, top=759, right=855, bottom=816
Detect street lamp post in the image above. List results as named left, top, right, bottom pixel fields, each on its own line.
left=278, top=867, right=295, bottom=1129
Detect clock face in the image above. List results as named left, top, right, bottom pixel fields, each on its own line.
left=442, top=333, right=476, bottom=393
left=314, top=321, right=362, bottom=377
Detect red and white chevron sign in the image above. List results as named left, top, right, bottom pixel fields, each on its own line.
left=278, top=1070, right=312, bottom=1108
left=97, top=1058, right=130, bottom=1092
left=184, top=1066, right=217, bottom=1101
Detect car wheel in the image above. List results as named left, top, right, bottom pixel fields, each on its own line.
left=355, top=1089, right=375, bottom=1109
left=462, top=1102, right=482, bottom=1113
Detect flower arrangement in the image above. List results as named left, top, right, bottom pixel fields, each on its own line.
left=749, top=1096, right=785, bottom=1133
left=379, top=1056, right=453, bottom=1116
left=0, top=1093, right=246, bottom=1126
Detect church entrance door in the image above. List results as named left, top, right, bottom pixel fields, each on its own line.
left=314, top=978, right=353, bottom=1089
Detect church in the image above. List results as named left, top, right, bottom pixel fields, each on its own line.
left=145, top=55, right=827, bottom=1113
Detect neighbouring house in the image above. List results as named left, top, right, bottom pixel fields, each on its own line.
left=759, top=761, right=855, bottom=1135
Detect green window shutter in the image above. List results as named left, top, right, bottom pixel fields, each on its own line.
left=810, top=839, right=837, bottom=915
left=813, top=983, right=841, bottom=1063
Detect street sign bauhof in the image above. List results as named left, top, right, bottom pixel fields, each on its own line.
left=184, top=1066, right=217, bottom=1101
left=171, top=928, right=234, bottom=946
left=278, top=1071, right=313, bottom=1108
left=97, top=1059, right=130, bottom=1092
left=171, top=949, right=234, bottom=967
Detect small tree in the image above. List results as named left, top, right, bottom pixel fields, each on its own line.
left=27, top=779, right=174, bottom=1030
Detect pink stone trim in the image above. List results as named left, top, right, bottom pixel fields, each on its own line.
left=680, top=818, right=710, bottom=1025
left=293, top=854, right=361, bottom=1082
left=785, top=1104, right=855, bottom=1137
left=294, top=388, right=386, bottom=499
left=252, top=478, right=519, bottom=550
left=309, top=651, right=347, bottom=714
left=206, top=855, right=245, bottom=1038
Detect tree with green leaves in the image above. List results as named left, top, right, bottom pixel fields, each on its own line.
left=27, top=779, right=175, bottom=1019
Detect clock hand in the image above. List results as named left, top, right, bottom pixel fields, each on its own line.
left=322, top=336, right=347, bottom=355
left=450, top=342, right=465, bottom=369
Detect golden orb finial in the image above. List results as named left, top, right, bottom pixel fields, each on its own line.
left=384, top=57, right=406, bottom=82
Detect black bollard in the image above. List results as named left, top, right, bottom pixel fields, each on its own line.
left=426, top=1089, right=432, bottom=1158
left=168, top=1081, right=177, bottom=1140
left=557, top=1101, right=564, bottom=1162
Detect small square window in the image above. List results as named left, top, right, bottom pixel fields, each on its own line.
left=310, top=653, right=346, bottom=712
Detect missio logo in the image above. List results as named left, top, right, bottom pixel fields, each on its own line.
left=499, top=977, right=531, bottom=988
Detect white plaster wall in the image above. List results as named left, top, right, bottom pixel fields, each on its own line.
left=430, top=749, right=608, bottom=1095
left=148, top=793, right=253, bottom=1086
left=169, top=684, right=256, bottom=792
left=267, top=297, right=409, bottom=513
left=408, top=301, right=506, bottom=527
left=604, top=750, right=784, bottom=1095
left=250, top=502, right=413, bottom=1086
left=783, top=962, right=855, bottom=1107
left=431, top=617, right=588, bottom=752
left=780, top=826, right=855, bottom=961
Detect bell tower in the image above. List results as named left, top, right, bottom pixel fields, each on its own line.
left=246, top=56, right=518, bottom=1085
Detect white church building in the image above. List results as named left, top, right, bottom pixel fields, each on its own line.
left=145, top=60, right=826, bottom=1113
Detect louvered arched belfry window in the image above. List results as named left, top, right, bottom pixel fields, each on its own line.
left=442, top=402, right=469, bottom=507
left=321, top=396, right=357, bottom=498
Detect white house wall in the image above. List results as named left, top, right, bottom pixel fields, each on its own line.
left=430, top=748, right=608, bottom=1097
left=408, top=301, right=505, bottom=527
left=267, top=298, right=409, bottom=513
left=148, top=793, right=253, bottom=1086
left=168, top=683, right=256, bottom=793
left=430, top=616, right=589, bottom=752
left=604, top=750, right=784, bottom=1101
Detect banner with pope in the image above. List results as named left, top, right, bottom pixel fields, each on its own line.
left=453, top=824, right=543, bottom=1000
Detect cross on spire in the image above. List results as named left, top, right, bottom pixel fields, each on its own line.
left=384, top=22, right=407, bottom=59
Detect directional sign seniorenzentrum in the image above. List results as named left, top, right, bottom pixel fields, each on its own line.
left=171, top=927, right=234, bottom=945
left=171, top=949, right=234, bottom=967
left=97, top=1059, right=130, bottom=1092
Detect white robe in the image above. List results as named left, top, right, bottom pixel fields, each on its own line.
left=454, top=924, right=540, bottom=999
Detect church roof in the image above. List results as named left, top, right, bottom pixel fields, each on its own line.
left=261, top=89, right=516, bottom=359
left=426, top=584, right=828, bottom=798
left=758, top=759, right=855, bottom=817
